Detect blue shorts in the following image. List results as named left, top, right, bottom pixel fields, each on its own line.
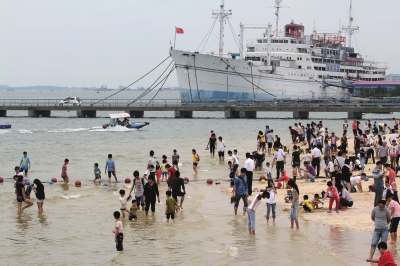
left=290, top=203, right=299, bottom=220
left=162, top=171, right=168, bottom=175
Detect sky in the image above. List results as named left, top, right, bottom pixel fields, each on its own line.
left=1, top=0, right=399, bottom=88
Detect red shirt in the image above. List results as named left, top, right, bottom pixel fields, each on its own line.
left=378, top=250, right=397, bottom=266
left=352, top=121, right=358, bottom=130
left=168, top=167, right=176, bottom=181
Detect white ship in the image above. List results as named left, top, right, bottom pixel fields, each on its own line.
left=170, top=0, right=386, bottom=103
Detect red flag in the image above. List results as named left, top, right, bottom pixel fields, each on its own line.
left=175, top=27, right=184, bottom=34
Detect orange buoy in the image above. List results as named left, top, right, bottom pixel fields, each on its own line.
left=207, top=178, right=213, bottom=184
left=0, top=177, right=3, bottom=183
left=183, top=177, right=189, bottom=183
left=125, top=178, right=131, bottom=184
left=75, top=180, right=81, bottom=187
left=51, top=178, right=57, bottom=183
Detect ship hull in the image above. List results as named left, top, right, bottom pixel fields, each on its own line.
left=170, top=50, right=349, bottom=103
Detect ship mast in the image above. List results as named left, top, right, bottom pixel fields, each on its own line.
left=274, top=0, right=282, bottom=36
left=212, top=0, right=232, bottom=57
left=342, top=0, right=359, bottom=47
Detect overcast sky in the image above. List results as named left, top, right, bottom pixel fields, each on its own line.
left=1, top=0, right=399, bottom=88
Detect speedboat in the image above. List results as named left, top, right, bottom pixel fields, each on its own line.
left=0, top=124, right=11, bottom=129
left=102, top=113, right=149, bottom=130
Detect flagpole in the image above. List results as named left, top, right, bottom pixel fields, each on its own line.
left=174, top=27, right=176, bottom=50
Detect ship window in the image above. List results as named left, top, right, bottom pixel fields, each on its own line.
left=306, top=58, right=310, bottom=61
left=318, top=75, right=322, bottom=78
left=298, top=66, right=302, bottom=69
left=284, top=40, right=288, bottom=43
left=307, top=66, right=311, bottom=69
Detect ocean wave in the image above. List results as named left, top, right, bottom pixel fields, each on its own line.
left=60, top=193, right=96, bottom=200
left=209, top=245, right=238, bottom=257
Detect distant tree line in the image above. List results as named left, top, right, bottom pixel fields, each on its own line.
left=355, top=86, right=400, bottom=98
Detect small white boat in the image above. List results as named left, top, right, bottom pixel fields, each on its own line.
left=102, top=113, right=149, bottom=130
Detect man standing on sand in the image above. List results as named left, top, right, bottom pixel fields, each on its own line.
left=147, top=150, right=157, bottom=180
left=367, top=200, right=391, bottom=262
left=244, top=152, right=255, bottom=196
left=272, top=145, right=286, bottom=179
left=192, top=149, right=199, bottom=174
left=372, top=161, right=385, bottom=207
left=266, top=130, right=274, bottom=155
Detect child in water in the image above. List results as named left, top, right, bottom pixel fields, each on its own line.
left=129, top=199, right=138, bottom=221
left=113, top=211, right=123, bottom=251
left=228, top=161, right=234, bottom=187
left=93, top=163, right=101, bottom=183
left=300, top=195, right=313, bottom=212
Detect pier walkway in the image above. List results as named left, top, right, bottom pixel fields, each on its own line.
left=0, top=98, right=399, bottom=119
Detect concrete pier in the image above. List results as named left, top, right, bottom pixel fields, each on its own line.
left=293, top=111, right=309, bottom=119
left=127, top=111, right=144, bottom=118
left=28, top=110, right=51, bottom=117
left=347, top=112, right=363, bottom=119
left=77, top=110, right=96, bottom=118
left=240, top=111, right=257, bottom=118
left=174, top=110, right=193, bottom=118
left=0, top=110, right=6, bottom=117
left=224, top=111, right=239, bottom=118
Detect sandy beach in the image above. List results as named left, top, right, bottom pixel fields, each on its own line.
left=226, top=133, right=394, bottom=233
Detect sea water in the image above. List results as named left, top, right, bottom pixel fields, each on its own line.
left=0, top=90, right=398, bottom=265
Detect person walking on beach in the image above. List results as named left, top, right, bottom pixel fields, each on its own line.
left=266, top=179, right=276, bottom=225
left=272, top=145, right=286, bottom=179
left=33, top=179, right=45, bottom=212
left=232, top=168, right=248, bottom=216
left=147, top=150, right=156, bottom=180
left=288, top=179, right=299, bottom=229
left=15, top=175, right=33, bottom=212
left=192, top=149, right=200, bottom=174
left=172, top=149, right=180, bottom=170
left=217, top=136, right=226, bottom=162
left=129, top=171, right=145, bottom=211
left=379, top=142, right=389, bottom=165
left=257, top=131, right=266, bottom=153
left=143, top=177, right=160, bottom=216
left=105, top=154, right=117, bottom=184
left=311, top=146, right=322, bottom=177
left=171, top=170, right=186, bottom=209
left=206, top=133, right=217, bottom=158
left=61, top=158, right=69, bottom=184
left=19, top=151, right=30, bottom=175
left=247, top=190, right=269, bottom=235
left=373, top=161, right=385, bottom=207
left=244, top=152, right=255, bottom=196
left=386, top=193, right=400, bottom=244
left=266, top=130, right=274, bottom=155
left=367, top=200, right=391, bottom=261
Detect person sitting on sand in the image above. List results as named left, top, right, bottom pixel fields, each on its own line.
left=299, top=161, right=316, bottom=182
left=340, top=187, right=353, bottom=208
left=312, top=194, right=324, bottom=209
left=300, top=195, right=313, bottom=213
left=366, top=241, right=397, bottom=265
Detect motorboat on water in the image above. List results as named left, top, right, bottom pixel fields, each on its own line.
left=102, top=113, right=149, bottom=130
left=0, top=124, right=11, bottom=129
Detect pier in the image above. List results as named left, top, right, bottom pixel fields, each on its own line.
left=0, top=98, right=399, bottom=119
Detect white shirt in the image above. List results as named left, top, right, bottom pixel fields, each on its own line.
left=274, top=149, right=285, bottom=161
left=244, top=158, right=255, bottom=172
left=248, top=193, right=263, bottom=210
left=119, top=196, right=126, bottom=209
left=350, top=176, right=361, bottom=187
left=389, top=134, right=397, bottom=143
left=266, top=189, right=276, bottom=204
left=341, top=188, right=353, bottom=201
left=311, top=148, right=322, bottom=158
left=232, top=154, right=239, bottom=165
left=265, top=167, right=272, bottom=176
left=218, top=140, right=226, bottom=152
left=148, top=157, right=156, bottom=172
left=328, top=161, right=334, bottom=172
left=266, top=132, right=274, bottom=143
left=319, top=128, right=325, bottom=138
left=304, top=153, right=311, bottom=162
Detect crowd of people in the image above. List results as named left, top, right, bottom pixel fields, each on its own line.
left=11, top=120, right=400, bottom=264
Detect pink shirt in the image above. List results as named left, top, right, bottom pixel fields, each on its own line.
left=324, top=186, right=339, bottom=199
left=389, top=169, right=397, bottom=191
left=389, top=200, right=400, bottom=218
left=329, top=136, right=339, bottom=145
